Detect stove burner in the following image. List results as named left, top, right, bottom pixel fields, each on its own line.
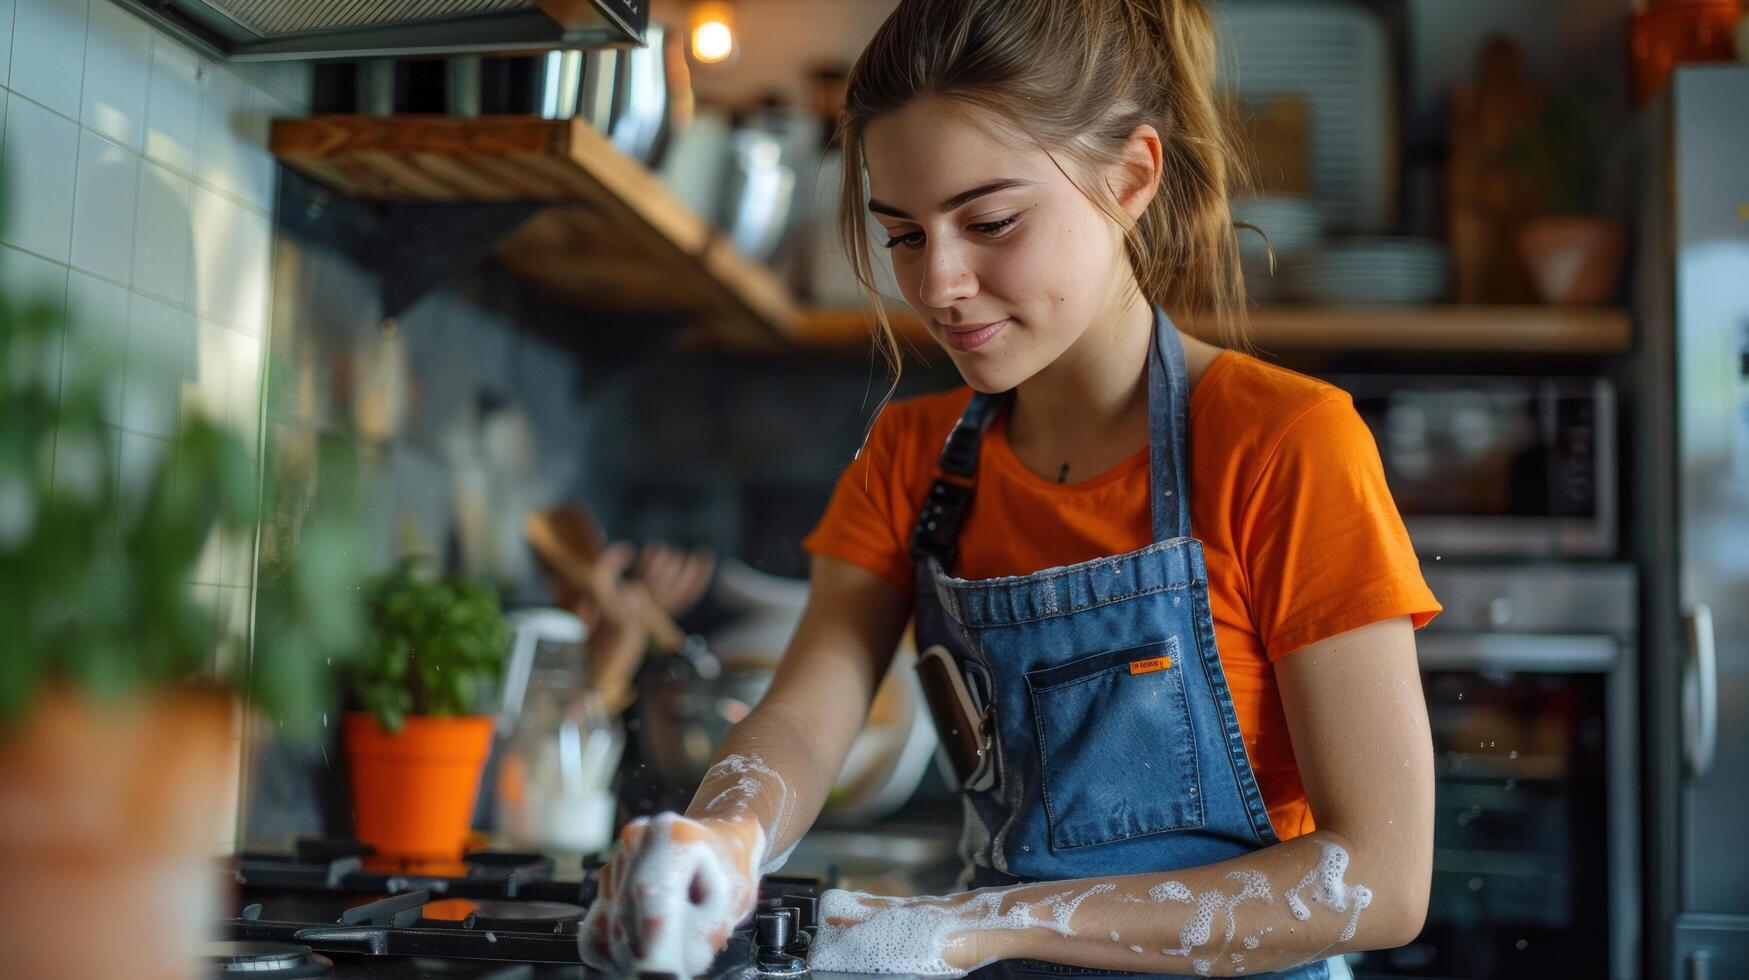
left=418, top=898, right=587, bottom=934
left=202, top=941, right=335, bottom=977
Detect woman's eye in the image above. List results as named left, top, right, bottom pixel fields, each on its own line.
left=882, top=230, right=924, bottom=250
left=970, top=215, right=1019, bottom=236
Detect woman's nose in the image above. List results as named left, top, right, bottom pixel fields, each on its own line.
left=916, top=239, right=978, bottom=308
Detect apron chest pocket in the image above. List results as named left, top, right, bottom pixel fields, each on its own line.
left=1025, top=637, right=1204, bottom=850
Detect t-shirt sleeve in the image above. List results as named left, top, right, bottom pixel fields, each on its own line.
left=1240, top=392, right=1442, bottom=660
left=800, top=405, right=917, bottom=595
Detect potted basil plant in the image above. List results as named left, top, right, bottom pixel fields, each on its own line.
left=343, top=557, right=510, bottom=859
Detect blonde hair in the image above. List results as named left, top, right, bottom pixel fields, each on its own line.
left=836, top=0, right=1253, bottom=377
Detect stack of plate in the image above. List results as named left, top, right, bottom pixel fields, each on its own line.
left=1217, top=2, right=1395, bottom=234
left=1232, top=195, right=1324, bottom=304
left=1232, top=195, right=1325, bottom=259
left=1285, top=237, right=1451, bottom=305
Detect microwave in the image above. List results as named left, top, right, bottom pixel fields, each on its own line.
left=1328, top=375, right=1616, bottom=559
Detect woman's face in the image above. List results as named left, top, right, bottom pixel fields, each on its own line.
left=863, top=97, right=1132, bottom=393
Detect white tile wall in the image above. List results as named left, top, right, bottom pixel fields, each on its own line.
left=198, top=65, right=274, bottom=211
left=2, top=0, right=308, bottom=856
left=0, top=241, right=70, bottom=306
left=80, top=0, right=150, bottom=151
left=186, top=316, right=230, bottom=428
left=70, top=128, right=138, bottom=282
left=0, top=0, right=16, bottom=87
left=65, top=268, right=126, bottom=421
left=192, top=184, right=269, bottom=333
left=225, top=329, right=261, bottom=447
left=133, top=159, right=192, bottom=302
left=249, top=61, right=312, bottom=113
left=143, top=33, right=204, bottom=173
left=2, top=92, right=80, bottom=261
left=11, top=0, right=89, bottom=120
left=122, top=290, right=188, bottom=437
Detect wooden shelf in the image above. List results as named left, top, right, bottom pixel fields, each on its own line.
left=270, top=115, right=798, bottom=348
left=795, top=305, right=1633, bottom=354
left=267, top=116, right=1631, bottom=358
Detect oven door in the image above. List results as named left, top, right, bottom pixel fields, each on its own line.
left=1351, top=632, right=1636, bottom=980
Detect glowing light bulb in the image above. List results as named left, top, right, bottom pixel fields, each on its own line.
left=689, top=3, right=736, bottom=64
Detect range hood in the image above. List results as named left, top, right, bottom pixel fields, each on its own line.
left=114, top=0, right=646, bottom=61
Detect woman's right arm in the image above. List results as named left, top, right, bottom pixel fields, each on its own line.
left=683, top=554, right=912, bottom=864
left=581, top=555, right=911, bottom=973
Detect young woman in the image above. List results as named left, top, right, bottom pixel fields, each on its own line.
left=579, top=1, right=1440, bottom=977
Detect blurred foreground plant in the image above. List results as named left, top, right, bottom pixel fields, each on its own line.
left=0, top=273, right=367, bottom=739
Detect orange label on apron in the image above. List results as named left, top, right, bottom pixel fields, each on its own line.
left=1129, top=655, right=1172, bottom=675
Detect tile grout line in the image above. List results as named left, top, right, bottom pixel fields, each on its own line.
left=44, top=77, right=90, bottom=500
left=73, top=0, right=91, bottom=134
left=0, top=76, right=280, bottom=220
left=3, top=0, right=16, bottom=91
left=3, top=239, right=269, bottom=340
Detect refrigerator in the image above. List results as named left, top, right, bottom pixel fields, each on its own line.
left=1639, top=65, right=1749, bottom=980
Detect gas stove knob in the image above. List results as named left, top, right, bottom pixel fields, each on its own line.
left=756, top=911, right=794, bottom=950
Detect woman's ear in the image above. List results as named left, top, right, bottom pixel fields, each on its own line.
left=1111, top=124, right=1164, bottom=221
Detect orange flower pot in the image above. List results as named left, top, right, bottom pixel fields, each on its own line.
left=344, top=712, right=494, bottom=860
left=0, top=687, right=238, bottom=980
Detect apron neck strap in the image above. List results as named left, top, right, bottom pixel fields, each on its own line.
left=1147, top=308, right=1193, bottom=541
left=910, top=307, right=1192, bottom=565
left=909, top=390, right=1003, bottom=568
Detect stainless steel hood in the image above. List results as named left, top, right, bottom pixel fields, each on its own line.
left=113, top=0, right=646, bottom=61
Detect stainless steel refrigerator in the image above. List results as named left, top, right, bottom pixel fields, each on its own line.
left=1639, top=64, right=1749, bottom=980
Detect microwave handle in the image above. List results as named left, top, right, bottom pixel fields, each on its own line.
left=1682, top=602, right=1718, bottom=782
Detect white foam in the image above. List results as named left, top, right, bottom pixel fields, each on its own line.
left=1156, top=870, right=1273, bottom=957
left=1283, top=842, right=1375, bottom=943
left=704, top=775, right=762, bottom=814
left=807, top=881, right=1115, bottom=977
left=698, top=754, right=797, bottom=874
left=1148, top=881, right=1193, bottom=903
left=578, top=813, right=766, bottom=977
left=1038, top=882, right=1116, bottom=933
left=1221, top=872, right=1271, bottom=944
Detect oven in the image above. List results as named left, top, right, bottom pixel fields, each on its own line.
left=1350, top=562, right=1639, bottom=980
left=1331, top=375, right=1616, bottom=559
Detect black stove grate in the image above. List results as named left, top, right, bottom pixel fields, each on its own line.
left=220, top=837, right=822, bottom=979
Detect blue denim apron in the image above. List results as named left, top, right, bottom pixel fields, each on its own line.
left=908, top=310, right=1331, bottom=979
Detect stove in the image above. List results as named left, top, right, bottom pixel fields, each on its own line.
left=219, top=838, right=826, bottom=979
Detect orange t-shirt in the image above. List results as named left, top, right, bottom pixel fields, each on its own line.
left=801, top=350, right=1442, bottom=841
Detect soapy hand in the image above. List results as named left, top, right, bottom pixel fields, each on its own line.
left=807, top=889, right=996, bottom=977
left=578, top=812, right=765, bottom=977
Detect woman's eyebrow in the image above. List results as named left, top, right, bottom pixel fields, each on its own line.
left=868, top=178, right=1035, bottom=219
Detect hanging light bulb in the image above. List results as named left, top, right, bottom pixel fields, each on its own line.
left=688, top=2, right=736, bottom=65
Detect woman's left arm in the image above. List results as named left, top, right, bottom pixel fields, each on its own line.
left=810, top=617, right=1434, bottom=976
left=1269, top=614, right=1436, bottom=953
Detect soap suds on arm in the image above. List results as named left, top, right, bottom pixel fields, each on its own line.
left=806, top=834, right=1381, bottom=976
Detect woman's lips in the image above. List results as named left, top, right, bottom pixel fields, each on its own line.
left=936, top=318, right=1009, bottom=352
